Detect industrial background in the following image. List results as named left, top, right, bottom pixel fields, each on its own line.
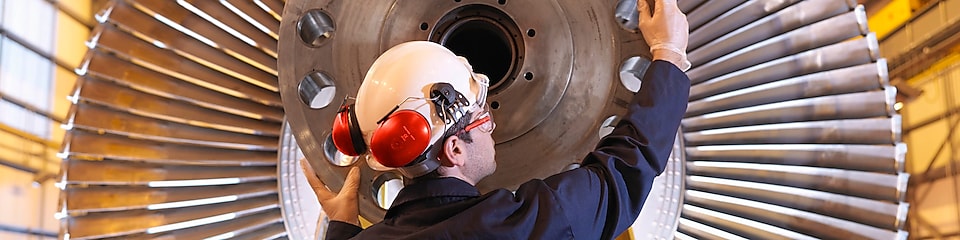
left=0, top=0, right=957, bottom=239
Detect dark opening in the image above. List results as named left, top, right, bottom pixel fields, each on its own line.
left=443, top=20, right=511, bottom=88
left=432, top=4, right=523, bottom=93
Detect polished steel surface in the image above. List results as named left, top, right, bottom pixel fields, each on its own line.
left=686, top=61, right=889, bottom=117
left=686, top=176, right=907, bottom=230
left=686, top=143, right=906, bottom=174
left=684, top=190, right=902, bottom=239
left=691, top=34, right=881, bottom=100
left=686, top=0, right=745, bottom=30
left=687, top=0, right=802, bottom=50
left=60, top=0, right=909, bottom=239
left=689, top=7, right=869, bottom=81
left=688, top=0, right=858, bottom=67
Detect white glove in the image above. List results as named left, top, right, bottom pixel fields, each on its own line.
left=637, top=0, right=691, bottom=71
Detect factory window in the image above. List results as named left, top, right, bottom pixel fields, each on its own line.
left=0, top=0, right=56, bottom=139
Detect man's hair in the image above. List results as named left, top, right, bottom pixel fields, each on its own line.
left=443, top=110, right=475, bottom=144
left=414, top=110, right=474, bottom=180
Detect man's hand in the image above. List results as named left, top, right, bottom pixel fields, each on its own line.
left=637, top=0, right=690, bottom=71
left=301, top=159, right=361, bottom=226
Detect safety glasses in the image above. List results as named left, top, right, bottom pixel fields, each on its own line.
left=461, top=104, right=496, bottom=133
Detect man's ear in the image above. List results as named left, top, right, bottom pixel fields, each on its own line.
left=440, top=135, right=465, bottom=167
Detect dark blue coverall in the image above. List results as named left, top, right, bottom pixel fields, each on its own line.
left=326, top=60, right=690, bottom=239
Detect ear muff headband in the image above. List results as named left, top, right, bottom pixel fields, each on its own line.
left=331, top=104, right=367, bottom=156
left=347, top=104, right=367, bottom=154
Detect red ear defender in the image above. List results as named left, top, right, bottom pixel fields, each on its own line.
left=369, top=110, right=432, bottom=168
left=331, top=104, right=367, bottom=156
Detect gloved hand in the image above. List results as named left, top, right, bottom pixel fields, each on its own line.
left=637, top=0, right=691, bottom=71
left=301, top=159, right=361, bottom=226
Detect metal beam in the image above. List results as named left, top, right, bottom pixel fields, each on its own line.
left=0, top=157, right=39, bottom=174
left=0, top=123, right=60, bottom=149
left=0, top=224, right=57, bottom=238
left=917, top=230, right=960, bottom=239
left=0, top=28, right=76, bottom=73
left=0, top=92, right=65, bottom=124
left=909, top=159, right=960, bottom=185
left=885, top=0, right=960, bottom=80
left=44, top=0, right=95, bottom=29
left=904, top=105, right=960, bottom=133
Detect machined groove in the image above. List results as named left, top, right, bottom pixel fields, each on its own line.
left=82, top=42, right=279, bottom=106
left=690, top=8, right=868, bottom=79
left=62, top=159, right=277, bottom=184
left=69, top=104, right=278, bottom=151
left=685, top=144, right=906, bottom=174
left=97, top=1, right=280, bottom=93
left=221, top=0, right=281, bottom=37
left=686, top=176, right=907, bottom=231
left=691, top=33, right=879, bottom=86
left=686, top=161, right=907, bottom=202
left=684, top=190, right=902, bottom=239
left=681, top=204, right=814, bottom=240
left=686, top=61, right=888, bottom=117
left=687, top=0, right=801, bottom=50
left=678, top=0, right=705, bottom=13
left=65, top=130, right=277, bottom=165
left=64, top=181, right=278, bottom=214
left=677, top=217, right=749, bottom=240
left=231, top=222, right=288, bottom=240
left=690, top=35, right=880, bottom=100
left=95, top=15, right=278, bottom=92
left=686, top=0, right=745, bottom=31
left=109, top=211, right=284, bottom=240
left=73, top=77, right=282, bottom=136
left=80, top=51, right=283, bottom=121
left=256, top=0, right=285, bottom=22
left=688, top=0, right=856, bottom=61
left=65, top=195, right=278, bottom=239
left=683, top=89, right=895, bottom=132
left=180, top=0, right=279, bottom=54
left=685, top=117, right=901, bottom=146
left=123, top=0, right=279, bottom=76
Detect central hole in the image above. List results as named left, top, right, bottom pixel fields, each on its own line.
left=433, top=4, right=524, bottom=93
left=443, top=19, right=511, bottom=88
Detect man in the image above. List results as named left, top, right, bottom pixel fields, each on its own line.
left=301, top=0, right=690, bottom=238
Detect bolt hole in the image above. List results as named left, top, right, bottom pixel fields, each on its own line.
left=298, top=71, right=336, bottom=109
left=420, top=22, right=429, bottom=30
left=454, top=0, right=461, bottom=2
left=598, top=115, right=618, bottom=138
left=372, top=173, right=404, bottom=209
left=614, top=0, right=640, bottom=32
left=323, top=133, right=358, bottom=166
left=498, top=0, right=506, bottom=5
left=297, top=9, right=335, bottom=47
left=491, top=101, right=500, bottom=110
left=619, top=56, right=650, bottom=93
left=523, top=72, right=533, bottom=81
left=526, top=29, right=536, bottom=37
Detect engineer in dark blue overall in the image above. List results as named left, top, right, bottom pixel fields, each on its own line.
left=301, top=0, right=691, bottom=239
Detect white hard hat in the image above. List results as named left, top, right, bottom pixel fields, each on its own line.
left=330, top=41, right=489, bottom=177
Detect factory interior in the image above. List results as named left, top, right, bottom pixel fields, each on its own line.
left=1, top=0, right=959, bottom=239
